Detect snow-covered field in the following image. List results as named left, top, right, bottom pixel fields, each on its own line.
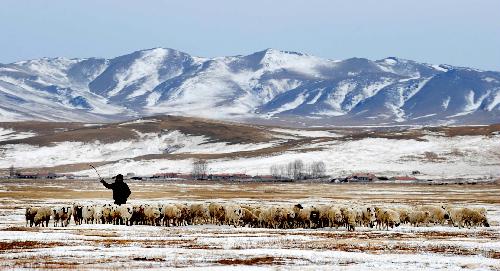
left=0, top=180, right=499, bottom=270
left=0, top=118, right=499, bottom=180
left=74, top=132, right=500, bottom=180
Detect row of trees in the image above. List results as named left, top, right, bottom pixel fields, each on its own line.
left=270, top=159, right=326, bottom=180
left=191, top=159, right=327, bottom=180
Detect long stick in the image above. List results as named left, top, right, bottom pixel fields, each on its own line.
left=89, top=164, right=102, bottom=180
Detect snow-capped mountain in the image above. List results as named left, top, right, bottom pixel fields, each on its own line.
left=0, top=48, right=499, bottom=126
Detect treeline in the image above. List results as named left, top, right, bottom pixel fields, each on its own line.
left=270, top=159, right=326, bottom=180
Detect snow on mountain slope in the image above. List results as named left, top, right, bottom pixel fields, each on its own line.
left=0, top=48, right=499, bottom=125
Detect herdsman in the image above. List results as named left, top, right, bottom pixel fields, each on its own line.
left=100, top=174, right=131, bottom=205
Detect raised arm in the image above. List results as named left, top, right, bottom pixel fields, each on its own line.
left=100, top=179, right=113, bottom=189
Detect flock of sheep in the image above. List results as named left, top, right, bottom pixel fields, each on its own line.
left=25, top=202, right=490, bottom=231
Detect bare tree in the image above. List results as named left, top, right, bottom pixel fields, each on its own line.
left=191, top=159, right=208, bottom=180
left=270, top=159, right=326, bottom=180
left=292, top=159, right=304, bottom=180
left=310, top=161, right=326, bottom=178
left=270, top=165, right=279, bottom=178
left=9, top=165, right=15, bottom=178
left=279, top=165, right=287, bottom=179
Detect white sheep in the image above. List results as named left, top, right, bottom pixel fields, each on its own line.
left=393, top=206, right=411, bottom=225
left=82, top=205, right=95, bottom=224
left=326, top=205, right=343, bottom=229
left=225, top=204, right=243, bottom=227
left=189, top=203, right=210, bottom=225
left=94, top=205, right=104, bottom=224
left=144, top=204, right=161, bottom=226
left=446, top=207, right=467, bottom=228
left=117, top=204, right=133, bottom=225
left=417, top=205, right=448, bottom=225
left=361, top=206, right=376, bottom=228
left=101, top=204, right=114, bottom=224
left=163, top=204, right=182, bottom=226
left=208, top=202, right=225, bottom=225
left=34, top=207, right=51, bottom=227
left=340, top=206, right=357, bottom=231
left=240, top=207, right=259, bottom=227
left=463, top=207, right=489, bottom=228
left=408, top=210, right=430, bottom=227
left=379, top=209, right=401, bottom=230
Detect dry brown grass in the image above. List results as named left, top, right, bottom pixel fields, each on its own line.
left=0, top=241, right=64, bottom=251
left=423, top=151, right=446, bottom=162
left=434, top=124, right=500, bottom=137
left=1, top=226, right=41, bottom=232
left=1, top=179, right=499, bottom=204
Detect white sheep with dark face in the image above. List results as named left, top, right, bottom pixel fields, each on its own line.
left=52, top=206, right=72, bottom=227
left=361, top=206, right=377, bottom=228
left=224, top=204, right=243, bottom=227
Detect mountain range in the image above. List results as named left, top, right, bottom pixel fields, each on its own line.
left=0, top=47, right=499, bottom=126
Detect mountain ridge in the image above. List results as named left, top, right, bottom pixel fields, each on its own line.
left=0, top=47, right=499, bottom=126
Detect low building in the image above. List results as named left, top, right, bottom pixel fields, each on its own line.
left=15, top=172, right=58, bottom=179
left=151, top=173, right=191, bottom=180
left=348, top=173, right=377, bottom=182
left=208, top=173, right=253, bottom=181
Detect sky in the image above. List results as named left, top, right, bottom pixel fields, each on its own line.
left=1, top=0, right=499, bottom=71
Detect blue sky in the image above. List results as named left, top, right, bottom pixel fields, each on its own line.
left=1, top=0, right=499, bottom=70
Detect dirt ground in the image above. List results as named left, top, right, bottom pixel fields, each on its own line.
left=0, top=179, right=499, bottom=270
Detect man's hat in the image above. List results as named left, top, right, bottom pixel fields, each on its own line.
left=112, top=174, right=124, bottom=180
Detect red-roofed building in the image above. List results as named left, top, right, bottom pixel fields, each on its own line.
left=390, top=176, right=419, bottom=182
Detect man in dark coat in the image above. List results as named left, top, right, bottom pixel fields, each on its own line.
left=100, top=174, right=131, bottom=205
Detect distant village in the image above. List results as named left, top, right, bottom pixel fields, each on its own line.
left=2, top=165, right=447, bottom=183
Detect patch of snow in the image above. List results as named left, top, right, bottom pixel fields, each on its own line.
left=448, top=90, right=490, bottom=118
left=384, top=58, right=398, bottom=65
left=486, top=91, right=500, bottom=111
left=432, top=64, right=449, bottom=72
left=0, top=128, right=36, bottom=142
left=0, top=130, right=277, bottom=170
left=109, top=48, right=169, bottom=98
left=306, top=89, right=324, bottom=105
left=271, top=128, right=340, bottom=138
left=72, top=134, right=500, bottom=180
left=118, top=119, right=159, bottom=126
left=482, top=77, right=498, bottom=83
left=268, top=92, right=309, bottom=116
left=324, top=80, right=357, bottom=113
